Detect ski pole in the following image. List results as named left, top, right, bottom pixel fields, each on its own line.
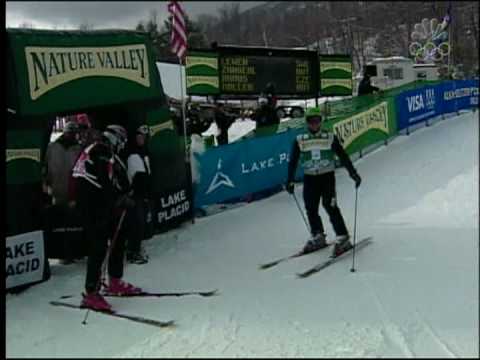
left=82, top=207, right=127, bottom=325
left=291, top=191, right=310, bottom=234
left=350, top=187, right=359, bottom=273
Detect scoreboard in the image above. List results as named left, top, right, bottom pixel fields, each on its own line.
left=186, top=46, right=352, bottom=97
left=219, top=53, right=315, bottom=96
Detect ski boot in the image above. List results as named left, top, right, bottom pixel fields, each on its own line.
left=104, top=277, right=142, bottom=296
left=81, top=292, right=112, bottom=311
left=331, top=235, right=353, bottom=258
left=302, top=233, right=328, bottom=254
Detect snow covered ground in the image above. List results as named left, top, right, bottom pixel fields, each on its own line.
left=6, top=111, right=479, bottom=357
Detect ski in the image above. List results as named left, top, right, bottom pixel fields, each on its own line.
left=49, top=301, right=175, bottom=328
left=259, top=244, right=331, bottom=270
left=60, top=289, right=219, bottom=300
left=101, top=289, right=219, bottom=298
left=296, top=237, right=373, bottom=278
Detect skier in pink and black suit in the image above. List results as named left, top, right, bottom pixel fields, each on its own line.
left=71, top=124, right=141, bottom=311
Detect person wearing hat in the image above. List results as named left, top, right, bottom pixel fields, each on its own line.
left=44, top=121, right=82, bottom=206
left=43, top=121, right=83, bottom=264
left=357, top=72, right=380, bottom=96
left=286, top=107, right=362, bottom=258
left=253, top=93, right=280, bottom=132
left=124, top=124, right=152, bottom=264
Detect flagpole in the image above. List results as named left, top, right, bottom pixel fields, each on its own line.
left=178, top=56, right=195, bottom=223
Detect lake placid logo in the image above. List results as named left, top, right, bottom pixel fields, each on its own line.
left=206, top=159, right=235, bottom=194
left=25, top=44, right=150, bottom=100
left=6, top=148, right=41, bottom=163
left=333, top=101, right=389, bottom=149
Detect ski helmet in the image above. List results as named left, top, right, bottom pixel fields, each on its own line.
left=64, top=121, right=79, bottom=133
left=103, top=124, right=127, bottom=152
left=305, top=107, right=323, bottom=123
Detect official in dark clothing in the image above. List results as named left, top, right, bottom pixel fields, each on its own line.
left=286, top=107, right=362, bottom=258
left=253, top=96, right=280, bottom=130
left=125, top=125, right=152, bottom=264
left=214, top=103, right=235, bottom=146
left=357, top=73, right=380, bottom=96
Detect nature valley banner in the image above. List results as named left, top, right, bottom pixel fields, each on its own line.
left=186, top=51, right=220, bottom=95
left=25, top=45, right=150, bottom=100
left=322, top=98, right=397, bottom=154
left=7, top=29, right=164, bottom=117
left=319, top=55, right=353, bottom=96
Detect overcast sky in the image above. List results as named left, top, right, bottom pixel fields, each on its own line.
left=6, top=1, right=265, bottom=30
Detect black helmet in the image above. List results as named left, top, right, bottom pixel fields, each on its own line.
left=103, top=124, right=127, bottom=153
left=64, top=121, right=79, bottom=133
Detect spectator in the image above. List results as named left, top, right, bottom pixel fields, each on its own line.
left=214, top=103, right=236, bottom=145
left=43, top=121, right=83, bottom=264
left=253, top=95, right=280, bottom=130
left=125, top=125, right=152, bottom=264
left=357, top=73, right=380, bottom=96
left=43, top=121, right=82, bottom=206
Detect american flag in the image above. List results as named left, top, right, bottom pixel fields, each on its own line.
left=168, top=1, right=187, bottom=60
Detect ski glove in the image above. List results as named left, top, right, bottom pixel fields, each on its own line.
left=285, top=182, right=295, bottom=194
left=351, top=172, right=362, bottom=188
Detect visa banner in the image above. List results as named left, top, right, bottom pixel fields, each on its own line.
left=194, top=128, right=303, bottom=208
left=395, top=84, right=440, bottom=131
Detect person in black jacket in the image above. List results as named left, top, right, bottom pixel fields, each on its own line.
left=357, top=73, right=380, bottom=96
left=286, top=107, right=362, bottom=258
left=214, top=103, right=236, bottom=145
left=71, top=124, right=140, bottom=311
left=125, top=125, right=152, bottom=264
left=253, top=95, right=280, bottom=129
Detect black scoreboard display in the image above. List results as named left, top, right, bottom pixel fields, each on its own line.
left=218, top=46, right=317, bottom=97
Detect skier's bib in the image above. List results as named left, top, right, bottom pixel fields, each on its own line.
left=297, top=132, right=335, bottom=175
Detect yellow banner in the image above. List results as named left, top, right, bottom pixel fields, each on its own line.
left=321, top=78, right=352, bottom=89
left=320, top=61, right=352, bottom=73
left=6, top=148, right=41, bottom=163
left=333, top=102, right=389, bottom=148
left=186, top=76, right=219, bottom=88
left=150, top=121, right=174, bottom=137
left=25, top=44, right=150, bottom=100
left=186, top=56, right=218, bottom=70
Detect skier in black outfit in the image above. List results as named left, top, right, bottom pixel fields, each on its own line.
left=286, top=107, right=362, bottom=257
left=71, top=124, right=141, bottom=311
left=125, top=124, right=152, bottom=264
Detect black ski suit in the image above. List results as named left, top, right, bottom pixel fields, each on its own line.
left=287, top=131, right=359, bottom=237
left=72, top=140, right=130, bottom=293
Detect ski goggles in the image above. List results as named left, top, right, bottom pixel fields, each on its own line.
left=306, top=116, right=322, bottom=124
left=136, top=125, right=149, bottom=136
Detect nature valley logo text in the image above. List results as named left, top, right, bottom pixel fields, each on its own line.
left=333, top=102, right=389, bottom=149
left=6, top=148, right=41, bottom=163
left=25, top=45, right=150, bottom=100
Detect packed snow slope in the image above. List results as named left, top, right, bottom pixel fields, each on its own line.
left=6, top=111, right=479, bottom=358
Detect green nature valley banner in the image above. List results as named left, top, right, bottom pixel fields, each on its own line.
left=7, top=29, right=164, bottom=117
left=186, top=51, right=220, bottom=95
left=322, top=96, right=398, bottom=155
left=319, top=54, right=353, bottom=96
